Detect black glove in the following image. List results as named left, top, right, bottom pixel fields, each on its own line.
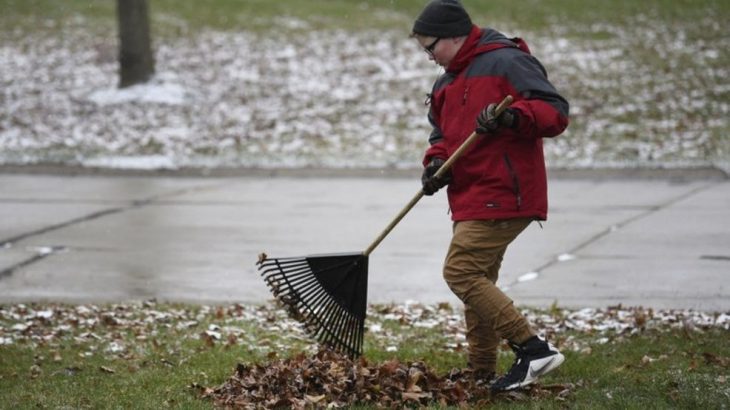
left=421, top=158, right=452, bottom=196
left=475, top=103, right=518, bottom=134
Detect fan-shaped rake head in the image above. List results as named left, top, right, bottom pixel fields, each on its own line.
left=257, top=252, right=368, bottom=358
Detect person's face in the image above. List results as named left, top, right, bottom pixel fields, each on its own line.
left=416, top=35, right=458, bottom=67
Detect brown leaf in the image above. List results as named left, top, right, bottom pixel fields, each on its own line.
left=406, top=368, right=423, bottom=392
left=378, top=359, right=401, bottom=377
left=306, top=394, right=326, bottom=404
left=633, top=309, right=647, bottom=328
left=402, top=391, right=432, bottom=402
left=640, top=355, right=654, bottom=366
left=200, top=332, right=216, bottom=347
left=257, top=253, right=268, bottom=264
left=99, top=366, right=115, bottom=374
left=688, top=359, right=698, bottom=371
left=703, top=352, right=730, bottom=368
left=30, top=364, right=42, bottom=379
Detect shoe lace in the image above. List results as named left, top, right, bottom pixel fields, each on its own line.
left=495, top=343, right=528, bottom=385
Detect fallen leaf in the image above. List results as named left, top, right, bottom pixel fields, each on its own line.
left=703, top=352, right=729, bottom=368
left=641, top=355, right=655, bottom=365
left=257, top=253, right=268, bottom=264
left=306, top=394, right=326, bottom=404
left=402, top=391, right=432, bottom=402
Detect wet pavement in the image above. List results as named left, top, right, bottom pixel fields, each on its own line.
left=1, top=172, right=728, bottom=311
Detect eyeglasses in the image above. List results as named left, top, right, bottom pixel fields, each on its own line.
left=423, top=37, right=441, bottom=56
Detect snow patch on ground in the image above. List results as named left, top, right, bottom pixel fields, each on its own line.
left=0, top=16, right=727, bottom=170
left=87, top=79, right=190, bottom=106
left=83, top=155, right=178, bottom=170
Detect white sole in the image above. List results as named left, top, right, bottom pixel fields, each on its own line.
left=519, top=352, right=565, bottom=388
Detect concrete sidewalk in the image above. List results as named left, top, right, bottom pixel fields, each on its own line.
left=0, top=173, right=728, bottom=311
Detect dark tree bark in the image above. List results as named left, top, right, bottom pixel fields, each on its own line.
left=117, top=0, right=154, bottom=88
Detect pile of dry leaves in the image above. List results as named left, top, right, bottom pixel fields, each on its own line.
left=197, top=349, right=574, bottom=409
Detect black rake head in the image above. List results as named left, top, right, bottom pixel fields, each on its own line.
left=257, top=252, right=369, bottom=358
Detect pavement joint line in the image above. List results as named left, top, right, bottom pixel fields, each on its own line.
left=0, top=252, right=54, bottom=280
left=0, top=207, right=128, bottom=249
left=505, top=180, right=721, bottom=290
left=0, top=198, right=129, bottom=205
left=0, top=182, right=224, bottom=248
left=0, top=183, right=222, bottom=280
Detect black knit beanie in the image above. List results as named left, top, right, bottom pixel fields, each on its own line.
left=412, top=0, right=473, bottom=38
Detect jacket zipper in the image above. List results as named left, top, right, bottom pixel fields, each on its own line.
left=503, top=154, right=522, bottom=211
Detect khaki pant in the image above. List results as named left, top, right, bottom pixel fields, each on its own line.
left=443, top=218, right=536, bottom=373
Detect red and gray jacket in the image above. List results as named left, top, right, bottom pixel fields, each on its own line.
left=424, top=25, right=569, bottom=221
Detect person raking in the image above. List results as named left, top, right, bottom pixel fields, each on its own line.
left=411, top=0, right=570, bottom=392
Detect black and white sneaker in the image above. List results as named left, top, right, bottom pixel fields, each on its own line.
left=490, top=336, right=564, bottom=393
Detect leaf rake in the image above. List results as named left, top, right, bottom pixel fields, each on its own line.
left=257, top=95, right=514, bottom=357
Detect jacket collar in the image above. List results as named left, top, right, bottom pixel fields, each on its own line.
left=445, top=26, right=518, bottom=74
left=445, top=25, right=481, bottom=74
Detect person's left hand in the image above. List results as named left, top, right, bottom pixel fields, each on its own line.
left=475, top=103, right=518, bottom=134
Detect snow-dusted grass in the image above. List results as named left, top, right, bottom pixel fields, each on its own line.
left=1, top=301, right=729, bottom=408
left=0, top=5, right=728, bottom=171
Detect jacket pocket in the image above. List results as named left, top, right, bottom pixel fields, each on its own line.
left=503, top=153, right=522, bottom=211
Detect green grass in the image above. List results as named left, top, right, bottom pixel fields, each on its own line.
left=1, top=302, right=728, bottom=409
left=548, top=331, right=730, bottom=409
left=1, top=0, right=728, bottom=36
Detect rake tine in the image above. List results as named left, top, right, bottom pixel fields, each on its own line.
left=315, top=295, right=363, bottom=354
left=261, top=267, right=311, bottom=292
left=263, top=260, right=313, bottom=297
left=342, top=308, right=360, bottom=353
left=292, top=282, right=330, bottom=323
left=262, top=262, right=310, bottom=280
left=274, top=277, right=316, bottom=302
left=308, top=291, right=341, bottom=336
left=345, top=311, right=361, bottom=358
left=298, top=284, right=335, bottom=330
left=298, top=290, right=330, bottom=331
left=313, top=298, right=353, bottom=353
left=335, top=313, right=354, bottom=356
left=321, top=302, right=351, bottom=350
left=327, top=311, right=353, bottom=354
left=341, top=315, right=358, bottom=356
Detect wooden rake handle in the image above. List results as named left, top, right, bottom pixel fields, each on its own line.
left=363, top=95, right=514, bottom=256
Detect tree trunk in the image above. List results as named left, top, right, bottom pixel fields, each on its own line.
left=117, top=0, right=154, bottom=88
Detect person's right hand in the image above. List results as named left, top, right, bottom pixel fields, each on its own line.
left=421, top=158, right=452, bottom=196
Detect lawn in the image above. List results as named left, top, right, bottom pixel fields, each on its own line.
left=1, top=301, right=728, bottom=408
left=0, top=0, right=728, bottom=171
left=1, top=0, right=726, bottom=33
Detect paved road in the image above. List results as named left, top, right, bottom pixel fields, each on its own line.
left=1, top=172, right=728, bottom=311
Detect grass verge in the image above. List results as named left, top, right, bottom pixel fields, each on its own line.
left=1, top=301, right=728, bottom=408
left=1, top=0, right=728, bottom=35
